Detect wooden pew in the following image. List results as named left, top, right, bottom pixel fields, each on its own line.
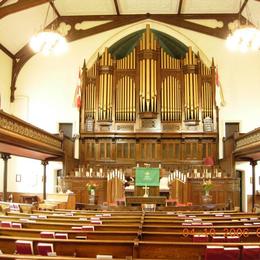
left=0, top=236, right=136, bottom=258
left=0, top=255, right=131, bottom=260
left=0, top=227, right=140, bottom=240
left=136, top=241, right=260, bottom=259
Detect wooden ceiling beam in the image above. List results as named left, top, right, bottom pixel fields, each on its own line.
left=10, top=12, right=240, bottom=102
left=178, top=0, right=183, bottom=14
left=0, top=0, right=8, bottom=7
left=0, top=43, right=14, bottom=59
left=50, top=0, right=60, bottom=17
left=239, top=0, right=249, bottom=15
left=114, top=0, right=120, bottom=15
left=0, top=0, right=50, bottom=19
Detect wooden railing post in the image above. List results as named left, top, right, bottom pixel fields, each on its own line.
left=1, top=153, right=11, bottom=201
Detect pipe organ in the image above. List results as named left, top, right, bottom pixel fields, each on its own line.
left=65, top=25, right=241, bottom=208
left=79, top=24, right=218, bottom=167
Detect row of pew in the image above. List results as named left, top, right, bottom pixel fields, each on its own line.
left=0, top=208, right=260, bottom=259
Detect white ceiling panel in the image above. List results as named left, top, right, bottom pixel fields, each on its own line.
left=242, top=0, right=260, bottom=27
left=118, top=0, right=180, bottom=14
left=0, top=4, right=50, bottom=54
left=55, top=0, right=116, bottom=15
left=182, top=0, right=239, bottom=14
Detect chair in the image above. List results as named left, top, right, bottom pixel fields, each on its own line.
left=205, top=246, right=224, bottom=260
left=15, top=240, right=34, bottom=255
left=242, top=246, right=260, bottom=260
left=55, top=233, right=68, bottom=239
left=37, top=243, right=54, bottom=256
left=40, top=231, right=55, bottom=238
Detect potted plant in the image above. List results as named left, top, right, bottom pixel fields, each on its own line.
left=86, top=183, right=97, bottom=196
left=202, top=179, right=213, bottom=196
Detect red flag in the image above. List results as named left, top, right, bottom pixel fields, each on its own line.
left=73, top=69, right=81, bottom=109
left=215, top=67, right=225, bottom=107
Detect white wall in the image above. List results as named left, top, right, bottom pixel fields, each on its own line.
left=3, top=20, right=260, bottom=196
left=0, top=50, right=12, bottom=193
left=0, top=49, right=12, bottom=112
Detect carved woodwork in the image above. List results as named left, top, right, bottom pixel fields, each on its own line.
left=0, top=110, right=63, bottom=160
left=66, top=25, right=240, bottom=207
left=79, top=25, right=218, bottom=168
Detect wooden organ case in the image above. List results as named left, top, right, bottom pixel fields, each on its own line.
left=66, top=25, right=239, bottom=207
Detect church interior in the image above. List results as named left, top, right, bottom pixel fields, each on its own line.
left=1, top=0, right=260, bottom=259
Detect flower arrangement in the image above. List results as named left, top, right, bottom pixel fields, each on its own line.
left=86, top=183, right=97, bottom=192
left=202, top=179, right=213, bottom=194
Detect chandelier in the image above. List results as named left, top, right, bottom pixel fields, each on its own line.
left=29, top=2, right=68, bottom=56
left=226, top=1, right=260, bottom=52
left=226, top=26, right=260, bottom=52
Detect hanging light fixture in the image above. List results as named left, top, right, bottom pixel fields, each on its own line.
left=226, top=1, right=260, bottom=52
left=29, top=1, right=68, bottom=56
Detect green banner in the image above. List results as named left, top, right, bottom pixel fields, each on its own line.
left=135, top=168, right=160, bottom=186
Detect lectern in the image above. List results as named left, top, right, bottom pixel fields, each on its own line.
left=134, top=167, right=160, bottom=196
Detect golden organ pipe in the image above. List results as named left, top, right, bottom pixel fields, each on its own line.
left=127, top=77, right=129, bottom=121
left=151, top=59, right=154, bottom=112
left=110, top=75, right=112, bottom=119
left=184, top=74, right=187, bottom=120
left=170, top=77, right=173, bottom=120
left=195, top=74, right=199, bottom=120
left=187, top=74, right=190, bottom=120
left=139, top=60, right=143, bottom=111
left=189, top=73, right=194, bottom=119
left=192, top=73, right=196, bottom=119
left=154, top=60, right=157, bottom=111
left=107, top=74, right=111, bottom=119
left=99, top=74, right=103, bottom=119
left=167, top=76, right=170, bottom=120
left=146, top=59, right=150, bottom=111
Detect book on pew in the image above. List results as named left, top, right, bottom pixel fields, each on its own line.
left=65, top=213, right=74, bottom=216
left=226, top=236, right=240, bottom=242
left=37, top=243, right=54, bottom=256
left=102, top=213, right=111, bottom=217
left=79, top=217, right=88, bottom=221
left=1, top=221, right=12, bottom=227
left=96, top=254, right=113, bottom=259
left=71, top=226, right=82, bottom=230
left=91, top=220, right=102, bottom=224
left=15, top=240, right=34, bottom=255
left=29, top=215, right=38, bottom=219
left=75, top=236, right=87, bottom=239
left=12, top=222, right=22, bottom=228
left=40, top=231, right=55, bottom=238
left=55, top=233, right=68, bottom=239
left=82, top=225, right=95, bottom=231
left=38, top=215, right=47, bottom=219
left=91, top=217, right=100, bottom=221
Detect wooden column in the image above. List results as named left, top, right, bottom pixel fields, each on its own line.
left=250, top=160, right=257, bottom=212
left=1, top=153, right=11, bottom=201
left=41, top=160, right=48, bottom=200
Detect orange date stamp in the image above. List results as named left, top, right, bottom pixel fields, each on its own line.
left=182, top=228, right=260, bottom=237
